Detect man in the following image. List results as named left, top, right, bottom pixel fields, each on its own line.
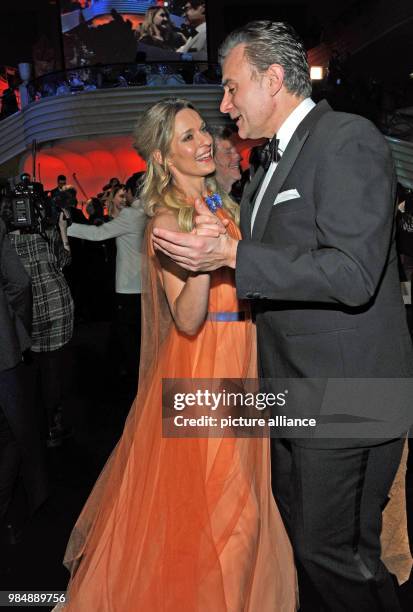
left=178, top=0, right=207, bottom=60
left=50, top=174, right=66, bottom=198
left=124, top=171, right=145, bottom=206
left=210, top=126, right=242, bottom=198
left=153, top=21, right=413, bottom=610
left=0, top=220, right=48, bottom=544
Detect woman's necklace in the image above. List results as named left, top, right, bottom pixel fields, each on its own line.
left=204, top=193, right=223, bottom=213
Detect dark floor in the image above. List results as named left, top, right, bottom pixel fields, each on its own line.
left=1, top=312, right=413, bottom=611
left=0, top=320, right=135, bottom=610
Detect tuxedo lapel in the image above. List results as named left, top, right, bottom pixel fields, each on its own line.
left=240, top=166, right=265, bottom=238
left=251, top=100, right=332, bottom=242
left=251, top=130, right=309, bottom=241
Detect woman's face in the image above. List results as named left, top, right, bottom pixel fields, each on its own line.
left=113, top=188, right=126, bottom=212
left=153, top=9, right=170, bottom=30
left=166, top=108, right=215, bottom=182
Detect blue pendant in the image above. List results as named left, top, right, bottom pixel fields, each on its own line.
left=204, top=193, right=223, bottom=213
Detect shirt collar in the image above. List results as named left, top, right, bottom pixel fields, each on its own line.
left=277, top=97, right=316, bottom=155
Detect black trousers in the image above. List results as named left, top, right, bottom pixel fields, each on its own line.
left=112, top=293, right=141, bottom=381
left=271, top=437, right=405, bottom=611
left=0, top=405, right=20, bottom=523
left=28, top=344, right=70, bottom=435
left=0, top=364, right=48, bottom=520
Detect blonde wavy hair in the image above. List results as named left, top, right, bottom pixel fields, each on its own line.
left=133, top=98, right=239, bottom=232
left=137, top=7, right=172, bottom=41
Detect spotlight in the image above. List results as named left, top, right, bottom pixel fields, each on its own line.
left=310, top=66, right=324, bottom=81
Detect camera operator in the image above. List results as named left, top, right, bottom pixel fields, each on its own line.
left=1, top=174, right=74, bottom=448
left=0, top=219, right=48, bottom=561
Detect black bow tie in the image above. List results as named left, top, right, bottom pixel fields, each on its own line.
left=259, top=137, right=280, bottom=171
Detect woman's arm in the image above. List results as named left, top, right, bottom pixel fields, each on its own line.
left=154, top=212, right=210, bottom=336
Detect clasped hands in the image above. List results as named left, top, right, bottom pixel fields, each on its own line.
left=152, top=198, right=238, bottom=272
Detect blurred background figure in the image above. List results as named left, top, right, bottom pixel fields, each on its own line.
left=397, top=184, right=413, bottom=286
left=3, top=175, right=75, bottom=449
left=102, top=177, right=121, bottom=192
left=0, top=219, right=48, bottom=569
left=86, top=197, right=109, bottom=226
left=210, top=125, right=242, bottom=198
left=396, top=183, right=413, bottom=571
left=82, top=196, right=116, bottom=322
left=136, top=6, right=186, bottom=52
left=178, top=0, right=207, bottom=60
left=0, top=85, right=19, bottom=120
left=50, top=174, right=67, bottom=199
left=67, top=180, right=147, bottom=398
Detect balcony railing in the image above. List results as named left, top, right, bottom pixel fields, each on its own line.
left=26, top=62, right=221, bottom=104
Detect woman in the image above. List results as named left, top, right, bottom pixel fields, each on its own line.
left=136, top=6, right=186, bottom=51
left=59, top=99, right=296, bottom=611
left=67, top=185, right=147, bottom=391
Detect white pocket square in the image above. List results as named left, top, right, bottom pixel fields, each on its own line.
left=273, top=189, right=301, bottom=205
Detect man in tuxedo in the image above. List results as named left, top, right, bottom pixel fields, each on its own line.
left=178, top=0, right=207, bottom=60
left=152, top=21, right=413, bottom=610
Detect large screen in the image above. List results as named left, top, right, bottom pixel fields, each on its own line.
left=60, top=0, right=208, bottom=67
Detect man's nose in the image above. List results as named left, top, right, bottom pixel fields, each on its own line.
left=220, top=90, right=231, bottom=114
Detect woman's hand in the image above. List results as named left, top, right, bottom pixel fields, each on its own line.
left=191, top=198, right=229, bottom=237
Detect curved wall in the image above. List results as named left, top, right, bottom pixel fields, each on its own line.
left=0, top=85, right=225, bottom=166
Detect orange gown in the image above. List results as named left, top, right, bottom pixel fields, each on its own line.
left=61, top=210, right=296, bottom=611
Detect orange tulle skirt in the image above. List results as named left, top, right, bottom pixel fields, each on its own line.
left=61, top=212, right=297, bottom=611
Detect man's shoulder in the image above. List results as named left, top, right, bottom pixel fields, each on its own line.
left=310, top=106, right=388, bottom=153
left=317, top=106, right=380, bottom=137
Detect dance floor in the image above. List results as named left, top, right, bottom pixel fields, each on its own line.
left=1, top=316, right=412, bottom=611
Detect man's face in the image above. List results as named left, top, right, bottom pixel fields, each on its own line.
left=183, top=2, right=205, bottom=27
left=220, top=44, right=275, bottom=140
left=125, top=188, right=135, bottom=205
left=214, top=138, right=241, bottom=185
left=58, top=179, right=66, bottom=189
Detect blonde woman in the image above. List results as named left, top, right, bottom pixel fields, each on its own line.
left=58, top=99, right=296, bottom=611
left=136, top=6, right=186, bottom=51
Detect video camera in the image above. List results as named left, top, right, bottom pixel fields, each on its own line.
left=0, top=173, right=75, bottom=234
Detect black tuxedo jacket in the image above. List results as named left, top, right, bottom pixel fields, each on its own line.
left=236, top=100, right=413, bottom=446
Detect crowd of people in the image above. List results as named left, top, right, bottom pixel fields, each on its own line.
left=0, top=18, right=413, bottom=612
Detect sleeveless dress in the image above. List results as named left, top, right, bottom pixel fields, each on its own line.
left=59, top=209, right=297, bottom=611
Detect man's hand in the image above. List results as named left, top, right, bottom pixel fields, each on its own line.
left=152, top=198, right=237, bottom=272
left=191, top=198, right=229, bottom=237
left=152, top=207, right=238, bottom=273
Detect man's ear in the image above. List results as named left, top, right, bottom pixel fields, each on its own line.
left=266, top=64, right=284, bottom=97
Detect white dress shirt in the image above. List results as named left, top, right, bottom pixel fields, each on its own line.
left=68, top=203, right=147, bottom=294
left=250, top=97, right=316, bottom=233
left=178, top=22, right=207, bottom=59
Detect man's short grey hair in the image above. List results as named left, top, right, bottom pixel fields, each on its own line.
left=219, top=20, right=312, bottom=98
